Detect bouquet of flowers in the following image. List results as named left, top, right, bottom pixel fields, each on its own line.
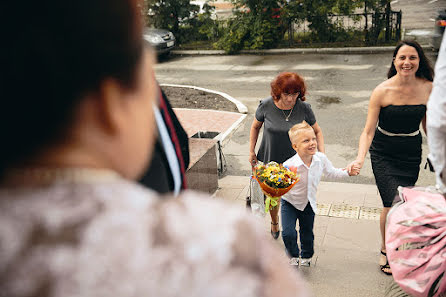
left=253, top=161, right=300, bottom=212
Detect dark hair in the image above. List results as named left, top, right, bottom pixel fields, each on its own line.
left=0, top=0, right=143, bottom=174
left=271, top=72, right=307, bottom=101
left=387, top=40, right=434, bottom=81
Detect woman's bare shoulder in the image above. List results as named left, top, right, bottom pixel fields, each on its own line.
left=371, top=80, right=392, bottom=98
left=420, top=78, right=433, bottom=104
left=419, top=77, right=433, bottom=90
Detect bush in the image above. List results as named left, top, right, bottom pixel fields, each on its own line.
left=146, top=0, right=219, bottom=45
left=215, top=2, right=287, bottom=54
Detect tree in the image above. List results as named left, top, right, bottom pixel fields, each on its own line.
left=282, top=0, right=391, bottom=44
left=147, top=0, right=199, bottom=37
left=216, top=0, right=288, bottom=53
left=362, top=0, right=392, bottom=44
left=296, top=0, right=362, bottom=42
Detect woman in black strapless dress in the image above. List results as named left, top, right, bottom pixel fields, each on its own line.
left=370, top=104, right=426, bottom=206
left=347, top=40, right=434, bottom=275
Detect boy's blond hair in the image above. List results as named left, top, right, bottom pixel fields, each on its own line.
left=288, top=121, right=313, bottom=143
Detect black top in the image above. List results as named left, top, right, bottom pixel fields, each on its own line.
left=255, top=97, right=316, bottom=164
left=370, top=104, right=426, bottom=164
left=378, top=104, right=426, bottom=134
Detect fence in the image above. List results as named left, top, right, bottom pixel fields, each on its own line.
left=286, top=10, right=402, bottom=45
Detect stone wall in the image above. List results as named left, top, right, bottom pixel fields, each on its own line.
left=186, top=138, right=218, bottom=194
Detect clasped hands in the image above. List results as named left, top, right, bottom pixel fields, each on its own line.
left=345, top=160, right=362, bottom=176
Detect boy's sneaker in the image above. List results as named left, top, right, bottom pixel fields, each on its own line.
left=300, top=258, right=311, bottom=267
left=289, top=257, right=299, bottom=266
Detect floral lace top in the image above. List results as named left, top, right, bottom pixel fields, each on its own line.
left=0, top=170, right=309, bottom=297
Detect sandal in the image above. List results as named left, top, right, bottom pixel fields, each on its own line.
left=379, top=250, right=392, bottom=275
left=271, top=222, right=280, bottom=240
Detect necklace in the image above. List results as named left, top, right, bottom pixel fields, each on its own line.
left=281, top=105, right=294, bottom=121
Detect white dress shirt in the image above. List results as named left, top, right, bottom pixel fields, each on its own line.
left=283, top=152, right=348, bottom=212
left=427, top=33, right=446, bottom=194
left=153, top=105, right=181, bottom=196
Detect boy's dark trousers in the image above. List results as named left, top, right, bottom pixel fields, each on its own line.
left=280, top=199, right=315, bottom=259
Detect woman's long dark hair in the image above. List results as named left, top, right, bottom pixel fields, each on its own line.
left=387, top=40, right=434, bottom=81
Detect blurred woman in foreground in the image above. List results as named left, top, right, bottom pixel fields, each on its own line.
left=0, top=1, right=309, bottom=296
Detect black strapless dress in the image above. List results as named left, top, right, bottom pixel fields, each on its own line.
left=369, top=105, right=426, bottom=207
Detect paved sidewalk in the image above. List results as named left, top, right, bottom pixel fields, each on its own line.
left=215, top=175, right=393, bottom=297
left=170, top=84, right=395, bottom=296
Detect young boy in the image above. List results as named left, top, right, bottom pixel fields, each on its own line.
left=282, top=121, right=357, bottom=267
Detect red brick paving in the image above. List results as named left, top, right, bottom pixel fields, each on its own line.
left=173, top=108, right=244, bottom=137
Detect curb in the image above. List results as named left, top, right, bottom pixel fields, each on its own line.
left=160, top=83, right=248, bottom=114
left=216, top=112, right=247, bottom=146
left=171, top=44, right=433, bottom=56
left=160, top=83, right=248, bottom=146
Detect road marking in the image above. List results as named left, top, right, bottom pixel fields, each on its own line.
left=231, top=65, right=282, bottom=71
left=428, top=0, right=438, bottom=3
left=224, top=76, right=314, bottom=83
left=390, top=0, right=398, bottom=4
left=292, top=64, right=373, bottom=70
left=158, top=62, right=373, bottom=72
left=312, top=90, right=372, bottom=98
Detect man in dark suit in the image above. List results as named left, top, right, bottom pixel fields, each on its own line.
left=139, top=87, right=189, bottom=194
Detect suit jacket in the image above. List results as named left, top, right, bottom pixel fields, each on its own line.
left=139, top=89, right=189, bottom=194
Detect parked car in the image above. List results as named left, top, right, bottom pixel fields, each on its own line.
left=143, top=28, right=175, bottom=56
left=432, top=9, right=446, bottom=51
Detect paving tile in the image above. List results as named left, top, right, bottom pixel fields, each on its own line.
left=314, top=215, right=331, bottom=228
left=317, top=190, right=344, bottom=204
left=317, top=190, right=365, bottom=205
left=319, top=181, right=378, bottom=195
left=235, top=184, right=250, bottom=201
left=213, top=187, right=241, bottom=201
left=321, top=218, right=380, bottom=252
left=328, top=204, right=360, bottom=219
left=316, top=203, right=331, bottom=216
left=307, top=247, right=389, bottom=294
left=363, top=192, right=383, bottom=208
left=218, top=175, right=250, bottom=188
left=359, top=207, right=381, bottom=221
left=313, top=224, right=328, bottom=249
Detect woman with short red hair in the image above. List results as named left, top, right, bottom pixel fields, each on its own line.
left=249, top=72, right=324, bottom=241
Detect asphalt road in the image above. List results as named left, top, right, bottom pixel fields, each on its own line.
left=154, top=51, right=438, bottom=186
left=391, top=0, right=445, bottom=30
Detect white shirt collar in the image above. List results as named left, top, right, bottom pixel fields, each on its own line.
left=291, top=153, right=321, bottom=169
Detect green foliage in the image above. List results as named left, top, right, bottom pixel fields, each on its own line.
left=146, top=0, right=220, bottom=44
left=146, top=0, right=394, bottom=50
left=181, top=4, right=221, bottom=43
left=281, top=0, right=392, bottom=44
left=294, top=0, right=362, bottom=42
left=216, top=0, right=288, bottom=54
left=147, top=0, right=198, bottom=38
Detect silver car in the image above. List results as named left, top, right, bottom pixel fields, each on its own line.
left=143, top=28, right=176, bottom=55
